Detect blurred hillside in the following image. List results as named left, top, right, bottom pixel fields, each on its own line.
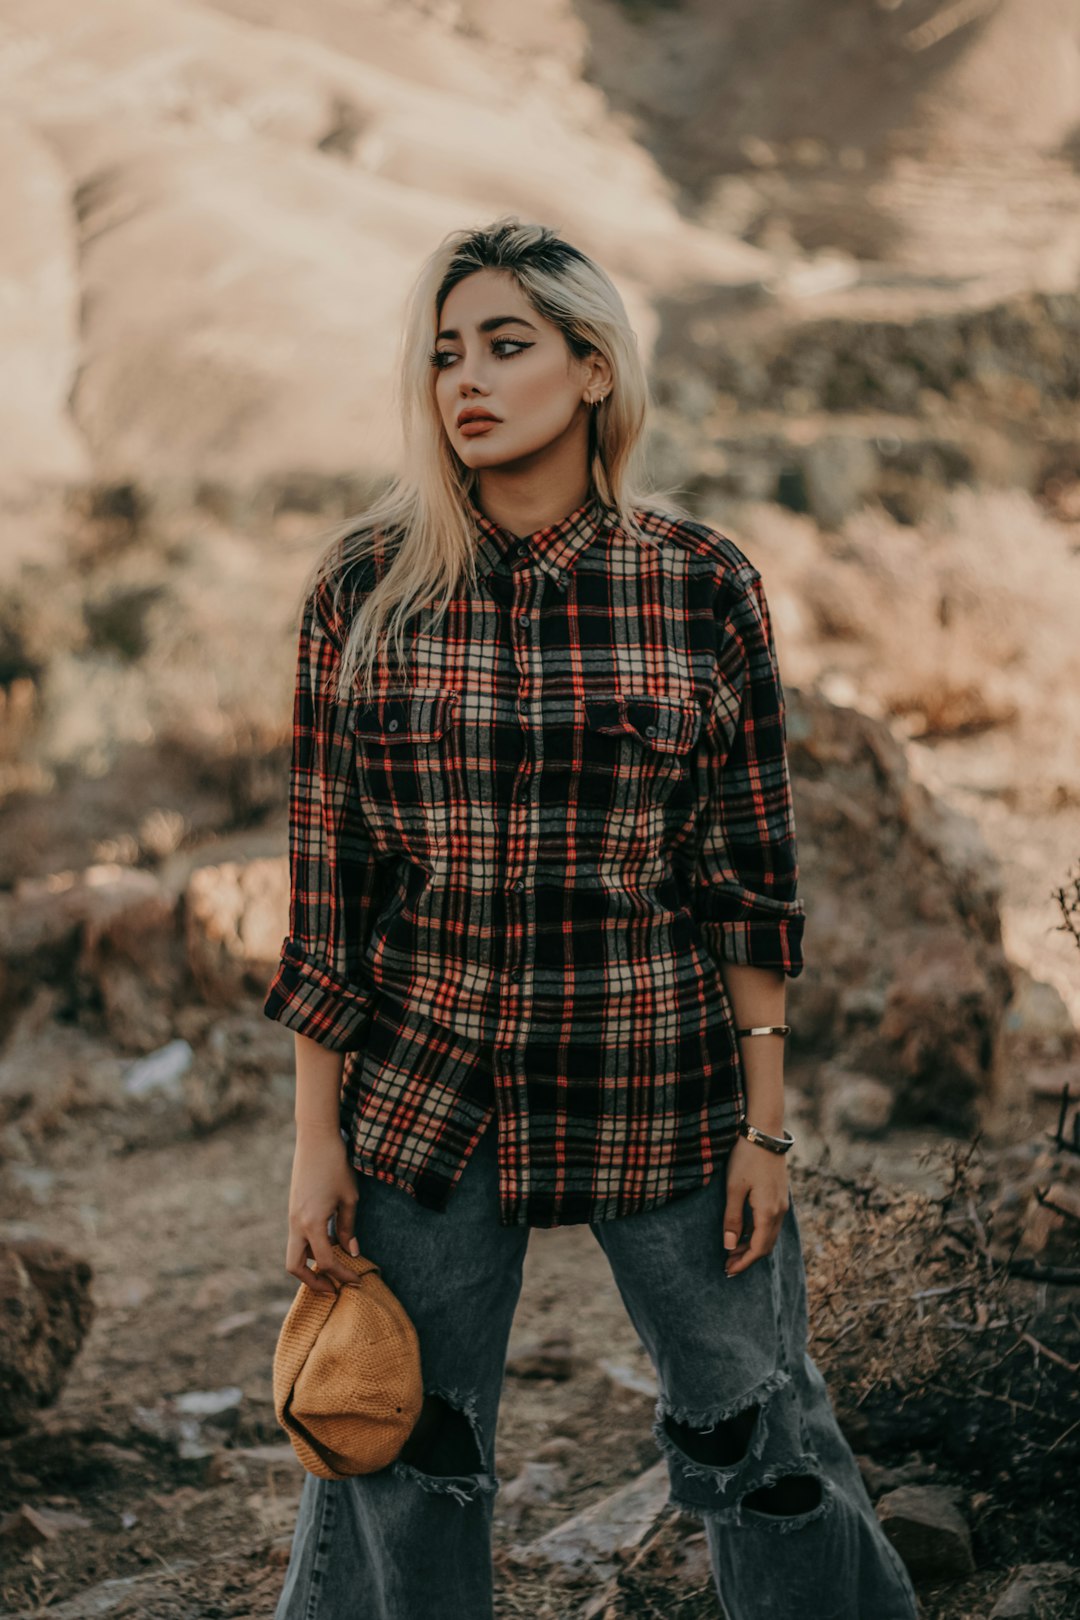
left=2, top=0, right=1079, bottom=1015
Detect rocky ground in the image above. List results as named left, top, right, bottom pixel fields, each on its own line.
left=0, top=1021, right=1077, bottom=1618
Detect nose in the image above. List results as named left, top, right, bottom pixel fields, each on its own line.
left=452, top=350, right=490, bottom=398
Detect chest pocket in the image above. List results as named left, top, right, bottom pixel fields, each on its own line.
left=579, top=690, right=703, bottom=819
left=353, top=689, right=458, bottom=858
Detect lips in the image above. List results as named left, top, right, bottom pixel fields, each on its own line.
left=458, top=414, right=500, bottom=436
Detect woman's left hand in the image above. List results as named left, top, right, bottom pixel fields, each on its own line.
left=722, top=1134, right=790, bottom=1276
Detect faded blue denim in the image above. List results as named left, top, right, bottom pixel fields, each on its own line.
left=273, top=1115, right=919, bottom=1619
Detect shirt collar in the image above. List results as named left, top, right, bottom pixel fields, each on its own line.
left=467, top=489, right=614, bottom=591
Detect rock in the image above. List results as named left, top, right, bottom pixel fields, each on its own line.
left=1018, top=1181, right=1080, bottom=1263
left=879, top=934, right=1002, bottom=1132
left=505, top=1331, right=575, bottom=1381
left=5, top=1164, right=58, bottom=1202
left=876, top=1484, right=975, bottom=1582
left=75, top=867, right=183, bottom=1049
left=989, top=1562, right=1080, bottom=1618
left=122, top=1037, right=194, bottom=1100
left=172, top=1386, right=245, bottom=1419
left=801, top=433, right=880, bottom=531
left=500, top=1460, right=568, bottom=1524
left=1004, top=975, right=1078, bottom=1061
left=535, top=1435, right=577, bottom=1463
left=130, top=1386, right=244, bottom=1459
left=0, top=863, right=183, bottom=1051
left=509, top=1459, right=670, bottom=1585
left=15, top=1558, right=200, bottom=1618
left=783, top=690, right=1012, bottom=1132
left=226, top=1442, right=297, bottom=1467
left=0, top=1502, right=92, bottom=1544
left=0, top=1240, right=95, bottom=1437
left=211, top=1309, right=260, bottom=1338
left=183, top=856, right=289, bottom=1004
left=600, top=1360, right=659, bottom=1398
left=824, top=1075, right=895, bottom=1138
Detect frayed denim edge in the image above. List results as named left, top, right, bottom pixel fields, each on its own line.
left=652, top=1365, right=793, bottom=1503
left=388, top=1383, right=498, bottom=1507
left=670, top=1458, right=836, bottom=1535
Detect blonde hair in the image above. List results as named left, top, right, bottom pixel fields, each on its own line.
left=303, top=214, right=692, bottom=699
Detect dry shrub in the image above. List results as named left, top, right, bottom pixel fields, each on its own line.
left=795, top=1134, right=1080, bottom=1500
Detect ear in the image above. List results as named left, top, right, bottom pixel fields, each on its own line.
left=583, top=349, right=614, bottom=402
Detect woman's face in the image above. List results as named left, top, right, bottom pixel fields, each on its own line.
left=431, top=268, right=605, bottom=473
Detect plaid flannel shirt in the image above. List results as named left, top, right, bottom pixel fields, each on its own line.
left=263, top=492, right=805, bottom=1226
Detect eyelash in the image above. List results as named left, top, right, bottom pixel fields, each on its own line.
left=428, top=339, right=531, bottom=369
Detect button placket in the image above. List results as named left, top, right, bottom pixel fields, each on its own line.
left=494, top=563, right=543, bottom=1200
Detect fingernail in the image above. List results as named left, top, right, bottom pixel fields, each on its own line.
left=348, top=1237, right=360, bottom=1257
left=723, top=1232, right=736, bottom=1251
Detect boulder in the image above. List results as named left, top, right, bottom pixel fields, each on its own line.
left=876, top=1483, right=975, bottom=1583
left=0, top=863, right=184, bottom=1051
left=786, top=689, right=1013, bottom=1130
left=182, top=855, right=289, bottom=1004
left=0, top=1240, right=95, bottom=1436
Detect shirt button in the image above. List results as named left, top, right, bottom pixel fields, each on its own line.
left=645, top=724, right=657, bottom=737
left=518, top=614, right=530, bottom=627
left=388, top=718, right=400, bottom=732
left=510, top=969, right=522, bottom=982
left=513, top=879, right=524, bottom=892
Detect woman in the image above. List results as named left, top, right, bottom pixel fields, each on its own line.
left=264, top=216, right=920, bottom=1620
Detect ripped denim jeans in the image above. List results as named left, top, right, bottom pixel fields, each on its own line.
left=272, top=1115, right=919, bottom=1620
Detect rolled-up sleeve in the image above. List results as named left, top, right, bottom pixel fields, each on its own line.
left=263, top=585, right=387, bottom=1047
left=692, top=564, right=806, bottom=978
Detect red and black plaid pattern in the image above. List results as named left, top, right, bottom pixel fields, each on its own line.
left=264, top=493, right=805, bottom=1226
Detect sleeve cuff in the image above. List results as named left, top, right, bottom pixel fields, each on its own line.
left=262, top=939, right=376, bottom=1050
left=696, top=914, right=806, bottom=979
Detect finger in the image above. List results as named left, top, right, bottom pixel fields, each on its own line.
left=332, top=1197, right=361, bottom=1260
left=722, top=1187, right=748, bottom=1256
left=286, top=1235, right=337, bottom=1296
left=723, top=1201, right=754, bottom=1272
left=308, top=1226, right=358, bottom=1289
left=726, top=1219, right=780, bottom=1276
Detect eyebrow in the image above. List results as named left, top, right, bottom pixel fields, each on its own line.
left=434, top=315, right=539, bottom=342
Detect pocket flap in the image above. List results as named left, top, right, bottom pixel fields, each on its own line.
left=353, top=689, right=458, bottom=743
left=585, top=692, right=701, bottom=754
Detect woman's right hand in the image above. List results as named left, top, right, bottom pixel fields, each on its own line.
left=285, top=1129, right=364, bottom=1296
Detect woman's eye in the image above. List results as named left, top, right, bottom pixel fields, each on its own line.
left=428, top=339, right=531, bottom=369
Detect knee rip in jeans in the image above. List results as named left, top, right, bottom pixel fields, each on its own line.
left=653, top=1368, right=830, bottom=1532
left=390, top=1386, right=497, bottom=1507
